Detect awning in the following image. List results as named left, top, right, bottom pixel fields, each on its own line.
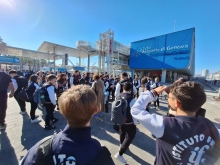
left=38, top=41, right=89, bottom=58
left=5, top=46, right=57, bottom=60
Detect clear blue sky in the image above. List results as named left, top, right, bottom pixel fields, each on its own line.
left=1, top=0, right=220, bottom=74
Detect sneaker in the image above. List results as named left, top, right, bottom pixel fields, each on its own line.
left=51, top=118, right=59, bottom=125
left=156, top=107, right=160, bottom=110
left=19, top=111, right=26, bottom=115
left=31, top=118, right=41, bottom=123
left=45, top=125, right=56, bottom=130
left=114, top=153, right=127, bottom=164
left=0, top=124, right=6, bottom=130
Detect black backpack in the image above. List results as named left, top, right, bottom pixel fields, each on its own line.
left=14, top=76, right=28, bottom=89
left=33, top=135, right=115, bottom=165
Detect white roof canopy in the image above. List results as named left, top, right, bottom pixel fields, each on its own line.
left=5, top=46, right=57, bottom=60
left=38, top=41, right=89, bottom=58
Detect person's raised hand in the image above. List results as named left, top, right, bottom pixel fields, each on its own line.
left=153, top=86, right=169, bottom=95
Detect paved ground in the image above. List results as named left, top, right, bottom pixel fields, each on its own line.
left=0, top=82, right=220, bottom=165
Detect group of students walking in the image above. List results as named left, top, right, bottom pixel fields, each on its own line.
left=1, top=67, right=219, bottom=165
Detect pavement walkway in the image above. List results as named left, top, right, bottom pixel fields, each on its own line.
left=0, top=83, right=220, bottom=165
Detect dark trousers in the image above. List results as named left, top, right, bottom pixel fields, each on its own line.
left=44, top=104, right=55, bottom=126
left=0, top=92, right=8, bottom=125
left=30, top=98, right=38, bottom=120
left=105, top=100, right=109, bottom=113
left=136, top=88, right=139, bottom=98
left=14, top=95, right=26, bottom=111
left=109, top=89, right=115, bottom=100
left=154, top=98, right=159, bottom=107
left=119, top=124, right=136, bottom=155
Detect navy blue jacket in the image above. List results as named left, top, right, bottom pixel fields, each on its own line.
left=21, top=126, right=113, bottom=165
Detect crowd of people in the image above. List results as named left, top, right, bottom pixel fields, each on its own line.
left=0, top=67, right=219, bottom=165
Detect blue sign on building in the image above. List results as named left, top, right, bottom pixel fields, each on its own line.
left=0, top=56, right=20, bottom=64
left=58, top=68, right=67, bottom=72
left=129, top=28, right=194, bottom=70
left=73, top=66, right=85, bottom=71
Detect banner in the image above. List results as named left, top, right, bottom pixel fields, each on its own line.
left=0, top=56, right=20, bottom=64
left=129, top=28, right=194, bottom=69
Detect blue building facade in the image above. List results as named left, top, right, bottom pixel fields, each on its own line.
left=129, top=28, right=195, bottom=82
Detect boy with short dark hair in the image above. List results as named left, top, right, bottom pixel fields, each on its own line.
left=43, top=74, right=58, bottom=130
left=131, top=82, right=220, bottom=164
left=20, top=85, right=114, bottom=165
left=114, top=82, right=137, bottom=164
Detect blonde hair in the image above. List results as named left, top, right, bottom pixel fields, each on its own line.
left=59, top=85, right=97, bottom=128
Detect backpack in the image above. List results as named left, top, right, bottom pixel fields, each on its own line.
left=111, top=96, right=128, bottom=125
left=33, top=85, right=52, bottom=105
left=14, top=76, right=28, bottom=89
left=33, top=135, right=114, bottom=165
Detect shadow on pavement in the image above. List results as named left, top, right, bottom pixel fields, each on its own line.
left=20, top=109, right=66, bottom=160
left=0, top=131, right=18, bottom=165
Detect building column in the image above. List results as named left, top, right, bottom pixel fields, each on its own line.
left=87, top=55, right=90, bottom=72
left=169, top=71, right=172, bottom=82
left=161, top=70, right=166, bottom=83
left=79, top=57, right=81, bottom=67
left=140, top=71, right=144, bottom=78
left=174, top=72, right=177, bottom=81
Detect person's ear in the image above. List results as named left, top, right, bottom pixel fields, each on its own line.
left=93, top=107, right=99, bottom=114
left=175, top=99, right=181, bottom=109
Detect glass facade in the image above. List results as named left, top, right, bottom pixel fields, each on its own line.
left=129, top=28, right=195, bottom=71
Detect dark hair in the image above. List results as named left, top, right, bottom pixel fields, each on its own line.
left=93, top=74, right=100, bottom=80
left=9, top=70, right=17, bottom=74
left=30, top=75, right=38, bottom=83
left=171, top=81, right=206, bottom=112
left=85, top=80, right=90, bottom=85
left=121, top=72, right=128, bottom=77
left=47, top=74, right=56, bottom=81
left=167, top=78, right=188, bottom=94
left=75, top=70, right=79, bottom=73
left=57, top=73, right=66, bottom=81
left=123, top=82, right=132, bottom=91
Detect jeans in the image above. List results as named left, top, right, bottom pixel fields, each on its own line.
left=0, top=92, right=7, bottom=125
left=44, top=104, right=55, bottom=126
left=14, top=95, right=26, bottom=111
left=119, top=124, right=136, bottom=155
left=30, top=98, right=38, bottom=120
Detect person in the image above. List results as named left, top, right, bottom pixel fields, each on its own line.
left=79, top=74, right=86, bottom=85
left=114, top=82, right=137, bottom=164
left=103, top=75, right=110, bottom=113
left=9, top=70, right=28, bottom=115
left=55, top=79, right=64, bottom=110
left=73, top=70, right=80, bottom=85
left=108, top=75, right=115, bottom=100
left=131, top=81, right=220, bottom=165
left=91, top=74, right=104, bottom=118
left=139, top=77, right=151, bottom=111
left=133, top=75, right=141, bottom=98
left=0, top=68, right=14, bottom=130
left=26, top=75, right=41, bottom=123
left=20, top=85, right=115, bottom=165
left=36, top=71, right=43, bottom=87
left=43, top=74, right=58, bottom=130
left=151, top=77, right=161, bottom=110
left=114, top=72, right=137, bottom=131
left=115, top=72, right=137, bottom=99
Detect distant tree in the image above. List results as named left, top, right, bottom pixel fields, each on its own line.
left=40, top=59, right=47, bottom=67
left=19, top=57, right=28, bottom=70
